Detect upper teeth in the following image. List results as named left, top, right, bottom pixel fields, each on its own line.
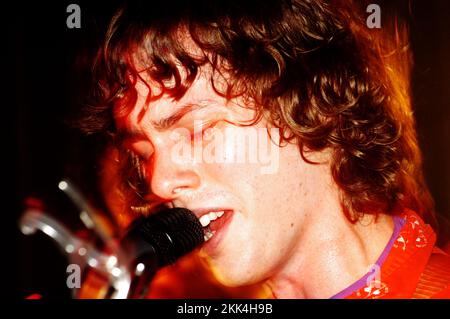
left=199, top=211, right=225, bottom=227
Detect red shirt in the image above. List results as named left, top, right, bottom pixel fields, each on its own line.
left=343, top=208, right=450, bottom=299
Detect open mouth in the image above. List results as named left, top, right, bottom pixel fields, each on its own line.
left=194, top=209, right=233, bottom=242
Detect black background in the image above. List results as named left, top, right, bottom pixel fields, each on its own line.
left=2, top=0, right=450, bottom=299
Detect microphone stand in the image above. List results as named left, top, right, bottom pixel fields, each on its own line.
left=19, top=180, right=141, bottom=299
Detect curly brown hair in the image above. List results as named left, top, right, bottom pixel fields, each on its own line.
left=80, top=0, right=435, bottom=225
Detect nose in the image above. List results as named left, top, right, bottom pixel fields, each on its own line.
left=149, top=149, right=201, bottom=200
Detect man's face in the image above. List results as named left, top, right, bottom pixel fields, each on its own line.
left=117, top=66, right=326, bottom=286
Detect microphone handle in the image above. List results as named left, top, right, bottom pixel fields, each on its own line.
left=127, top=240, right=159, bottom=298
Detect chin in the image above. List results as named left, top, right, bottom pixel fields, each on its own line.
left=209, top=263, right=262, bottom=288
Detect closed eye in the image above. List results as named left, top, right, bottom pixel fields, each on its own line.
left=125, top=139, right=154, bottom=161
left=189, top=121, right=219, bottom=143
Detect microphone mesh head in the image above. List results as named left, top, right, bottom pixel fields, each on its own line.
left=125, top=208, right=204, bottom=267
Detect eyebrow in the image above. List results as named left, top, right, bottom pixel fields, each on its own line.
left=150, top=100, right=212, bottom=131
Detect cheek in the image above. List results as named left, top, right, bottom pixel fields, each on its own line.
left=203, top=130, right=307, bottom=208
left=248, top=145, right=309, bottom=228
left=200, top=126, right=266, bottom=183
left=205, top=161, right=258, bottom=195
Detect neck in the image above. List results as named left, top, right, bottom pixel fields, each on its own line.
left=266, top=194, right=394, bottom=299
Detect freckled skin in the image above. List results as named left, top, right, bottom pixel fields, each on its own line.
left=120, top=66, right=394, bottom=298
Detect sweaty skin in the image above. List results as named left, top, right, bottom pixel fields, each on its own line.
left=117, top=63, right=394, bottom=298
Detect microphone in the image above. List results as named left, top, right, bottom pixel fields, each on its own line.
left=122, top=207, right=204, bottom=298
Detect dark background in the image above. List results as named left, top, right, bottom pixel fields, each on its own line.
left=3, top=1, right=450, bottom=298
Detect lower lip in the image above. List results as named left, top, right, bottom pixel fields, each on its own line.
left=202, top=211, right=234, bottom=255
